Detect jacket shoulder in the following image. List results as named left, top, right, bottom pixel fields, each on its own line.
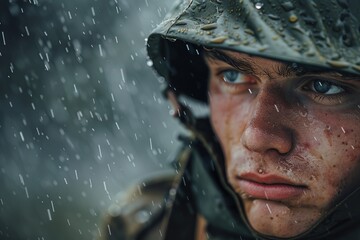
left=102, top=171, right=176, bottom=240
left=101, top=139, right=196, bottom=240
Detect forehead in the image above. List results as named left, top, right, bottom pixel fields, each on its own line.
left=204, top=49, right=360, bottom=81
left=205, top=49, right=294, bottom=75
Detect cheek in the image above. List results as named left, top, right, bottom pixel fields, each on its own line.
left=209, top=91, right=251, bottom=161
left=306, top=110, right=360, bottom=199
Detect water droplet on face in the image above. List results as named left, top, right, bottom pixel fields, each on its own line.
left=255, top=2, right=264, bottom=9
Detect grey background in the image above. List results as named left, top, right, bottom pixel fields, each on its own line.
left=0, top=0, right=184, bottom=239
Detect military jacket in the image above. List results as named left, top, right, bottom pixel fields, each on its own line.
left=102, top=133, right=360, bottom=240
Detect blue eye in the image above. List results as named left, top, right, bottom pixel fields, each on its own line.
left=223, top=70, right=243, bottom=83
left=311, top=80, right=344, bottom=95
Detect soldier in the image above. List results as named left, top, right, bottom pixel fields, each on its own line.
left=103, top=0, right=360, bottom=239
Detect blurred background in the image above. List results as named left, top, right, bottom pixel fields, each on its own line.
left=0, top=0, right=185, bottom=239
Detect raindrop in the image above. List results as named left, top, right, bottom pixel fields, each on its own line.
left=89, top=178, right=93, bottom=188
left=19, top=131, right=25, bottom=142
left=165, top=37, right=177, bottom=42
left=24, top=187, right=29, bottom=198
left=47, top=209, right=52, bottom=221
left=98, top=145, right=102, bottom=159
left=91, top=6, right=96, bottom=16
left=1, top=31, right=5, bottom=45
left=341, top=126, right=346, bottom=134
left=303, top=16, right=317, bottom=26
left=268, top=14, right=280, bottom=20
left=51, top=200, right=55, bottom=212
left=330, top=53, right=341, bottom=60
left=274, top=104, right=279, bottom=112
left=73, top=84, right=78, bottom=94
left=264, top=191, right=269, bottom=200
left=19, top=174, right=25, bottom=185
left=24, top=26, right=30, bottom=36
left=107, top=225, right=112, bottom=236
left=288, top=14, right=298, bottom=23
left=244, top=29, right=255, bottom=35
left=281, top=1, right=295, bottom=11
left=209, top=36, right=228, bottom=44
left=99, top=44, right=103, bottom=56
left=104, top=181, right=111, bottom=200
left=135, top=210, right=150, bottom=223
left=255, top=2, right=264, bottom=10
left=146, top=59, right=153, bottom=67
left=266, top=203, right=272, bottom=214
left=120, top=68, right=126, bottom=82
left=200, top=23, right=218, bottom=31
left=169, top=188, right=176, bottom=196
left=326, top=60, right=350, bottom=68
left=175, top=21, right=187, bottom=26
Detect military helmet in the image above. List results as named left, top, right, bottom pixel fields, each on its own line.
left=147, top=0, right=360, bottom=102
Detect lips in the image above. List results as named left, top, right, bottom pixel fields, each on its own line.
left=236, top=173, right=307, bottom=200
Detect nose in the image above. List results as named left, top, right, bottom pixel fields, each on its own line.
left=241, top=87, right=293, bottom=155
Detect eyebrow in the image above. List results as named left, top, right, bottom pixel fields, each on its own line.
left=204, top=49, right=360, bottom=81
left=204, top=49, right=256, bottom=75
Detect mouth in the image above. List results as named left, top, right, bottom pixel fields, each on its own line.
left=236, top=173, right=308, bottom=201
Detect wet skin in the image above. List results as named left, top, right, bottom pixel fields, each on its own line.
left=205, top=50, right=360, bottom=238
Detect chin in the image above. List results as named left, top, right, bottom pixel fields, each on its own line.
left=244, top=199, right=322, bottom=238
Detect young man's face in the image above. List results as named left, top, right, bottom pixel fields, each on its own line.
left=206, top=50, right=360, bottom=238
